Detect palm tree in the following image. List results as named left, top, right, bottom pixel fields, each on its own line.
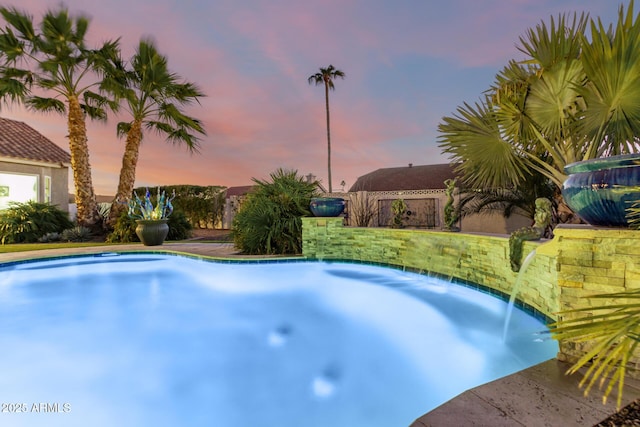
left=308, top=65, right=345, bottom=193
left=106, top=39, right=206, bottom=226
left=438, top=0, right=640, bottom=407
left=438, top=2, right=640, bottom=200
left=0, top=7, right=120, bottom=227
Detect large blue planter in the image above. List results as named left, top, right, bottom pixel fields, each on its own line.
left=309, top=197, right=345, bottom=217
left=562, top=153, right=640, bottom=227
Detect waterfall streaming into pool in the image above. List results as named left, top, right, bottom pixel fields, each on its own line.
left=0, top=254, right=557, bottom=427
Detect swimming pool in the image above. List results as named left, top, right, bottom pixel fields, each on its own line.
left=0, top=253, right=557, bottom=427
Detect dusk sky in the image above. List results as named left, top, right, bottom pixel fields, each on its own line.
left=2, top=0, right=626, bottom=195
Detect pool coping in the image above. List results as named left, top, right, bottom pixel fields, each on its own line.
left=2, top=242, right=639, bottom=426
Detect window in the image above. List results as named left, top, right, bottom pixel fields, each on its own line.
left=44, top=176, right=51, bottom=203
left=0, top=173, right=38, bottom=210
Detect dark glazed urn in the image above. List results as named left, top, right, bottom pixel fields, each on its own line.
left=309, top=197, right=346, bottom=217
left=135, top=219, right=169, bottom=246
left=562, top=153, right=640, bottom=227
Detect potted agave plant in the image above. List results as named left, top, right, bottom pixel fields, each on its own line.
left=128, top=187, right=175, bottom=246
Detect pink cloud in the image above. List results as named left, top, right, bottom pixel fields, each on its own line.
left=2, top=0, right=627, bottom=196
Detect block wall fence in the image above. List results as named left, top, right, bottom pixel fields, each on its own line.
left=301, top=217, right=640, bottom=364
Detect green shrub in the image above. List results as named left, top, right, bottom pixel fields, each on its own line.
left=98, top=202, right=112, bottom=224
left=390, top=198, right=408, bottom=228
left=106, top=211, right=137, bottom=243
left=38, top=232, right=61, bottom=243
left=106, top=209, right=193, bottom=243
left=61, top=226, right=92, bottom=242
left=166, top=211, right=193, bottom=241
left=232, top=169, right=319, bottom=255
left=0, top=201, right=73, bottom=244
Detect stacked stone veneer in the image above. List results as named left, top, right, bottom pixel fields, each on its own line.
left=536, top=225, right=640, bottom=365
left=302, top=218, right=640, bottom=364
left=302, top=217, right=558, bottom=319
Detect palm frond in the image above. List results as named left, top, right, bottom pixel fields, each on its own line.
left=0, top=29, right=27, bottom=61
left=525, top=59, right=585, bottom=140
left=577, top=1, right=640, bottom=158
left=81, top=103, right=107, bottom=121
left=0, top=7, right=36, bottom=42
left=550, top=287, right=640, bottom=408
left=517, top=12, right=588, bottom=70
left=0, top=67, right=32, bottom=102
left=307, top=64, right=345, bottom=89
left=438, top=98, right=529, bottom=189
left=116, top=122, right=132, bottom=138
left=24, top=95, right=64, bottom=113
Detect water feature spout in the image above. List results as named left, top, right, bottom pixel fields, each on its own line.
left=502, top=249, right=537, bottom=341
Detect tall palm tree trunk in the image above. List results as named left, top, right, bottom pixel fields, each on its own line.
left=325, top=82, right=332, bottom=193
left=109, top=120, right=143, bottom=226
left=67, top=96, right=99, bottom=227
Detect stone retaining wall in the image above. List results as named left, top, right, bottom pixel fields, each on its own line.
left=537, top=225, right=640, bottom=365
left=302, top=217, right=558, bottom=319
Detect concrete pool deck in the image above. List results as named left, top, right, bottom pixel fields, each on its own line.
left=2, top=241, right=639, bottom=427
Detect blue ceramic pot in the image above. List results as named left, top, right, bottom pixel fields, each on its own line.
left=562, top=153, right=640, bottom=227
left=309, top=197, right=345, bottom=217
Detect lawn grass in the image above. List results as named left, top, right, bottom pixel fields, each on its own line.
left=0, top=242, right=119, bottom=254
left=0, top=238, right=233, bottom=254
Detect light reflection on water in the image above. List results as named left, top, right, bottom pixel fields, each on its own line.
left=0, top=254, right=557, bottom=427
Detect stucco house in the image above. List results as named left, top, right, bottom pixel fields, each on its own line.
left=337, top=163, right=531, bottom=234
left=0, top=117, right=71, bottom=212
left=220, top=164, right=531, bottom=234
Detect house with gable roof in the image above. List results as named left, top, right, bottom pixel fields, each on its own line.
left=0, top=117, right=71, bottom=212
left=339, top=163, right=531, bottom=234
left=220, top=164, right=531, bottom=234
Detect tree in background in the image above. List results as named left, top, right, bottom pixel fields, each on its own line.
left=347, top=192, right=376, bottom=227
left=232, top=169, right=319, bottom=255
left=438, top=2, right=640, bottom=208
left=0, top=7, right=120, bottom=227
left=308, top=65, right=345, bottom=193
left=106, top=39, right=206, bottom=226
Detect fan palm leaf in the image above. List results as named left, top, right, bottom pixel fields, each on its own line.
left=577, top=4, right=640, bottom=158
left=550, top=289, right=640, bottom=409
left=438, top=98, right=529, bottom=189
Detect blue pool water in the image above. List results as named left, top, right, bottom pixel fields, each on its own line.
left=0, top=254, right=558, bottom=427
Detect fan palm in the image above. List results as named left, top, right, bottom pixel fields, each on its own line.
left=308, top=65, right=345, bottom=193
left=439, top=1, right=640, bottom=199
left=549, top=290, right=640, bottom=409
left=548, top=196, right=640, bottom=408
left=105, top=39, right=206, bottom=226
left=0, top=7, right=120, bottom=227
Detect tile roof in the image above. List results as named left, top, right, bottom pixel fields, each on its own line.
left=225, top=185, right=255, bottom=198
left=349, top=163, right=459, bottom=192
left=0, top=117, right=71, bottom=164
